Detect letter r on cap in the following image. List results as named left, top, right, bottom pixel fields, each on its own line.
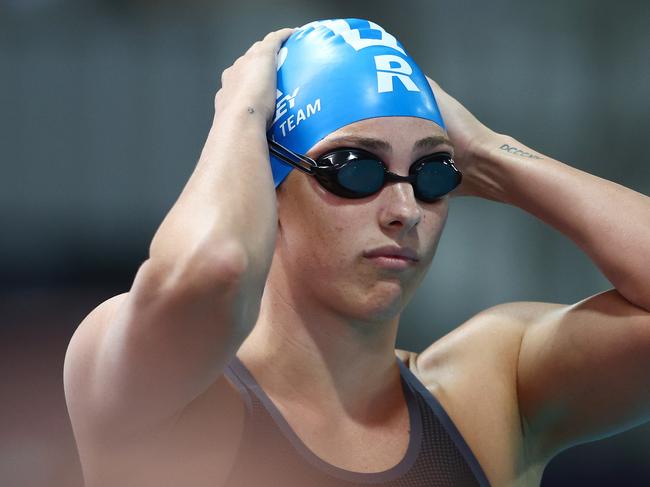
left=374, top=55, right=420, bottom=93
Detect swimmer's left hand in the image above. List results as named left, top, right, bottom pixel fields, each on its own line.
left=426, top=77, right=504, bottom=200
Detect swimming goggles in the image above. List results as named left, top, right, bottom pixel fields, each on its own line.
left=268, top=138, right=462, bottom=202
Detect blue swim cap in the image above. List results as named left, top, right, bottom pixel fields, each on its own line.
left=269, top=18, right=445, bottom=188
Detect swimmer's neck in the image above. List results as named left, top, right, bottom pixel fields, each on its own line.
left=235, top=298, right=404, bottom=422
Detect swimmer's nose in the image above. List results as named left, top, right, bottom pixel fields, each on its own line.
left=379, top=182, right=422, bottom=232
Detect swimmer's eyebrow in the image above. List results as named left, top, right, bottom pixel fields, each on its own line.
left=322, top=134, right=452, bottom=153
left=413, top=135, right=453, bottom=152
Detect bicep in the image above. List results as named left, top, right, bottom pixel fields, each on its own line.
left=516, top=288, right=650, bottom=461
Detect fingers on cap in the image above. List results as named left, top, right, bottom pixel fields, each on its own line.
left=263, top=27, right=295, bottom=45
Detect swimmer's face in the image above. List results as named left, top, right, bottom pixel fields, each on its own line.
left=274, top=116, right=453, bottom=322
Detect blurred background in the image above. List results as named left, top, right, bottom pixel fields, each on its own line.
left=1, top=0, right=649, bottom=485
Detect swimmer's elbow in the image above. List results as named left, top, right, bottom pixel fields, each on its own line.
left=143, top=238, right=250, bottom=294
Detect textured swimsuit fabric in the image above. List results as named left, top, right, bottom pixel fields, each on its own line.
left=222, top=356, right=490, bottom=486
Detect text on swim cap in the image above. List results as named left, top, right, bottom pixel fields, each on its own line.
left=315, top=20, right=406, bottom=55
left=374, top=55, right=420, bottom=93
left=274, top=84, right=322, bottom=137
left=273, top=87, right=300, bottom=125
left=307, top=19, right=419, bottom=94
left=277, top=98, right=321, bottom=137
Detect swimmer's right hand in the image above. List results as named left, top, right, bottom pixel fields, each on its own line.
left=215, top=27, right=296, bottom=127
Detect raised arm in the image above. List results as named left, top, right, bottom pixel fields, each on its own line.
left=64, top=28, right=294, bottom=455
left=427, top=77, right=650, bottom=463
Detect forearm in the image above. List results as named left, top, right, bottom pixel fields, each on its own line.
left=473, top=135, right=650, bottom=311
left=149, top=104, right=277, bottom=284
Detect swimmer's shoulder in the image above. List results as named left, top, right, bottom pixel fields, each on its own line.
left=400, top=300, right=565, bottom=378
left=397, top=302, right=563, bottom=486
left=65, top=291, right=247, bottom=486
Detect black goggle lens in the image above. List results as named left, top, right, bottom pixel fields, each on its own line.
left=336, top=158, right=385, bottom=194
left=414, top=161, right=459, bottom=199
left=325, top=152, right=459, bottom=201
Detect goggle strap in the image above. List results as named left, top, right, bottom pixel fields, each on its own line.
left=268, top=138, right=316, bottom=175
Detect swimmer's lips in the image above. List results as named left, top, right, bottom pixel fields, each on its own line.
left=363, top=246, right=420, bottom=265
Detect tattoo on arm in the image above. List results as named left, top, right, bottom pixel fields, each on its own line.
left=499, top=143, right=543, bottom=159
